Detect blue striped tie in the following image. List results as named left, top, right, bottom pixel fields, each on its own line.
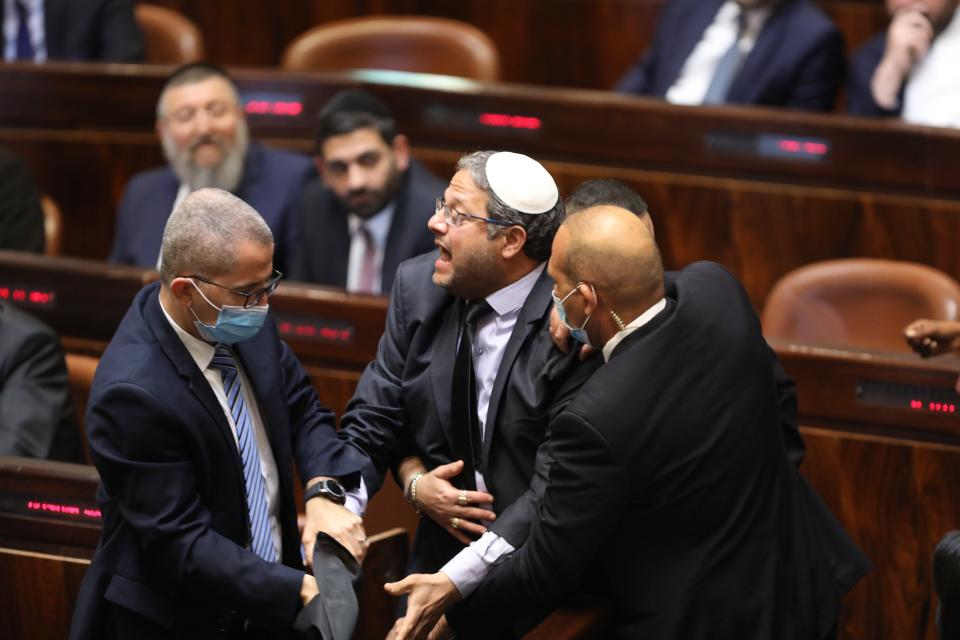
left=210, top=345, right=277, bottom=562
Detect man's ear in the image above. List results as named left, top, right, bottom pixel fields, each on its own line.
left=499, top=225, right=528, bottom=260
left=579, top=282, right=598, bottom=317
left=169, top=277, right=195, bottom=308
left=312, top=155, right=325, bottom=177
left=391, top=134, right=411, bottom=172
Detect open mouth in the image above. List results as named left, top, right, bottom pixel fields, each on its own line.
left=435, top=242, right=452, bottom=262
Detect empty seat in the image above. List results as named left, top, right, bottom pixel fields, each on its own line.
left=280, top=15, right=500, bottom=81
left=762, top=258, right=960, bottom=352
left=65, top=353, right=98, bottom=462
left=135, top=4, right=205, bottom=65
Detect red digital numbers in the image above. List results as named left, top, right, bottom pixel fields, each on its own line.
left=25, top=500, right=101, bottom=520
left=478, top=112, right=543, bottom=130
left=908, top=399, right=956, bottom=413
left=0, top=286, right=56, bottom=306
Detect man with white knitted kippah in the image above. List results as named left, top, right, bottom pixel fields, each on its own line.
left=308, top=150, right=601, bottom=636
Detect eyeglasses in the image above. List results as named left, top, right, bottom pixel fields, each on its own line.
left=435, top=197, right=512, bottom=228
left=188, top=270, right=283, bottom=309
left=166, top=100, right=236, bottom=126
left=551, top=282, right=587, bottom=307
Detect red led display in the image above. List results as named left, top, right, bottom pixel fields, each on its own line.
left=26, top=500, right=102, bottom=520
left=777, top=139, right=828, bottom=156
left=278, top=321, right=353, bottom=344
left=478, top=113, right=543, bottom=130
left=244, top=100, right=304, bottom=117
left=908, top=399, right=956, bottom=413
left=0, top=286, right=56, bottom=307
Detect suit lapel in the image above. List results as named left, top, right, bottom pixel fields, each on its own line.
left=429, top=298, right=464, bottom=458
left=481, top=269, right=553, bottom=463
left=727, top=1, right=791, bottom=102
left=381, top=169, right=415, bottom=293
left=144, top=289, right=245, bottom=481
left=42, top=0, right=65, bottom=59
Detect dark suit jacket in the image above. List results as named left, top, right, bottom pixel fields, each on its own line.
left=69, top=282, right=365, bottom=640
left=847, top=34, right=904, bottom=116
left=0, top=146, right=44, bottom=253
left=448, top=262, right=869, bottom=640
left=109, top=143, right=315, bottom=272
left=289, top=158, right=443, bottom=293
left=2, top=0, right=144, bottom=62
left=616, top=0, right=845, bottom=111
left=333, top=253, right=600, bottom=573
left=0, top=301, right=82, bottom=462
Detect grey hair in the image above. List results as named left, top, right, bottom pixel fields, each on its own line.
left=456, top=150, right=564, bottom=263
left=159, top=188, right=273, bottom=285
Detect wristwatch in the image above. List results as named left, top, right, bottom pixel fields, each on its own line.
left=304, top=478, right=346, bottom=505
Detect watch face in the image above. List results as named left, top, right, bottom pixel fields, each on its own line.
left=323, top=479, right=345, bottom=499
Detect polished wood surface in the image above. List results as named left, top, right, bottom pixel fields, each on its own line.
left=0, top=548, right=89, bottom=640
left=138, top=0, right=888, bottom=90
left=773, top=341, right=960, bottom=640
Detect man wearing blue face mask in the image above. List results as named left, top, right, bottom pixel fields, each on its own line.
left=71, top=188, right=369, bottom=640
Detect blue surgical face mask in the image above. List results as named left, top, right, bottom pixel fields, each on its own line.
left=552, top=282, right=594, bottom=347
left=189, top=280, right=268, bottom=344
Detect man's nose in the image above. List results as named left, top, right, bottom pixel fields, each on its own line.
left=346, top=164, right=368, bottom=190
left=427, top=207, right=447, bottom=235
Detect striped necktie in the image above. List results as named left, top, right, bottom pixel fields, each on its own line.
left=702, top=8, right=748, bottom=105
left=209, top=345, right=277, bottom=562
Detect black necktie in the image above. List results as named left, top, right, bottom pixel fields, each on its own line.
left=451, top=299, right=493, bottom=489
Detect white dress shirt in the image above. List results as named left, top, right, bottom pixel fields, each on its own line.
left=665, top=0, right=772, bottom=105
left=902, top=7, right=960, bottom=128
left=3, top=0, right=45, bottom=61
left=346, top=204, right=395, bottom=295
left=601, top=298, right=668, bottom=362
left=441, top=264, right=545, bottom=597
left=159, top=294, right=283, bottom=557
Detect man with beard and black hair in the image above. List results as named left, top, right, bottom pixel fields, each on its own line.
left=289, top=89, right=444, bottom=294
left=109, top=63, right=314, bottom=272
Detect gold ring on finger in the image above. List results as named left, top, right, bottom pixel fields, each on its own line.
left=451, top=517, right=460, bottom=530
left=458, top=490, right=469, bottom=507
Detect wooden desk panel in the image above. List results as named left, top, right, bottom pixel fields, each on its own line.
left=774, top=343, right=960, bottom=640
left=6, top=63, right=960, bottom=312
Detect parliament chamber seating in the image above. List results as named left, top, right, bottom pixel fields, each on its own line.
left=763, top=259, right=960, bottom=352
left=134, top=4, right=205, bottom=65
left=40, top=194, right=62, bottom=256
left=4, top=46, right=960, bottom=638
left=280, top=15, right=501, bottom=81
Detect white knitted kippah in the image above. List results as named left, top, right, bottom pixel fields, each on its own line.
left=485, top=152, right=559, bottom=214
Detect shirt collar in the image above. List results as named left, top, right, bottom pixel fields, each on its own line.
left=601, top=297, right=668, bottom=362
left=158, top=290, right=217, bottom=371
left=348, top=201, right=396, bottom=250
left=484, top=263, right=546, bottom=317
